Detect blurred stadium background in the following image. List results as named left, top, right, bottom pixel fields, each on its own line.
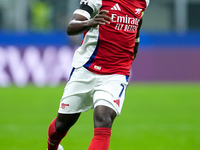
left=0, top=0, right=200, bottom=150
left=0, top=0, right=200, bottom=86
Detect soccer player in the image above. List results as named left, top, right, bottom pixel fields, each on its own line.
left=47, top=0, right=150, bottom=149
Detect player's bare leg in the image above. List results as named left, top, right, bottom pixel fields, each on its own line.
left=47, top=113, right=81, bottom=150
left=88, top=105, right=116, bottom=150
left=55, top=113, right=81, bottom=132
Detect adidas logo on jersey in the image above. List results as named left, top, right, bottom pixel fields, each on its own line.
left=111, top=3, right=121, bottom=11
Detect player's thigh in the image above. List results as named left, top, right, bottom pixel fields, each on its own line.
left=94, top=74, right=129, bottom=116
left=58, top=67, right=95, bottom=114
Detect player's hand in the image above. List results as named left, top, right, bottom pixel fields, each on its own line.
left=88, top=10, right=112, bottom=27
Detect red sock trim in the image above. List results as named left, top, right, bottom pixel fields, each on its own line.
left=47, top=118, right=67, bottom=150
left=88, top=128, right=111, bottom=150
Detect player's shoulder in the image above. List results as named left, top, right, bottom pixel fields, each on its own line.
left=80, top=0, right=102, bottom=11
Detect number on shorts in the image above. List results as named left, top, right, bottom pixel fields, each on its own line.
left=119, top=84, right=125, bottom=98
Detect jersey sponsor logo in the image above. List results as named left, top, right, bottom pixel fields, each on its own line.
left=111, top=14, right=140, bottom=32
left=111, top=14, right=140, bottom=25
left=60, top=103, right=69, bottom=109
left=111, top=3, right=121, bottom=11
left=135, top=8, right=143, bottom=15
left=110, top=3, right=142, bottom=32
left=114, top=99, right=120, bottom=107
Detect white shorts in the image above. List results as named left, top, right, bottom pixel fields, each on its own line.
left=58, top=67, right=129, bottom=116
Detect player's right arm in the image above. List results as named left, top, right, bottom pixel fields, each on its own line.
left=67, top=10, right=112, bottom=35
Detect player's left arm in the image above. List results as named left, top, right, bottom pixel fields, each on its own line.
left=134, top=18, right=143, bottom=59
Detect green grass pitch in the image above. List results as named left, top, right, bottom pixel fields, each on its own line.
left=0, top=83, right=200, bottom=150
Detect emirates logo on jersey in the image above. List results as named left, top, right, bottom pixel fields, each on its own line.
left=111, top=14, right=140, bottom=32
left=111, top=14, right=140, bottom=25
left=109, top=2, right=141, bottom=32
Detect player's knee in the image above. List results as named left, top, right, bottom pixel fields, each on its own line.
left=94, top=106, right=116, bottom=128
left=55, top=113, right=81, bottom=133
left=94, top=113, right=113, bottom=128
